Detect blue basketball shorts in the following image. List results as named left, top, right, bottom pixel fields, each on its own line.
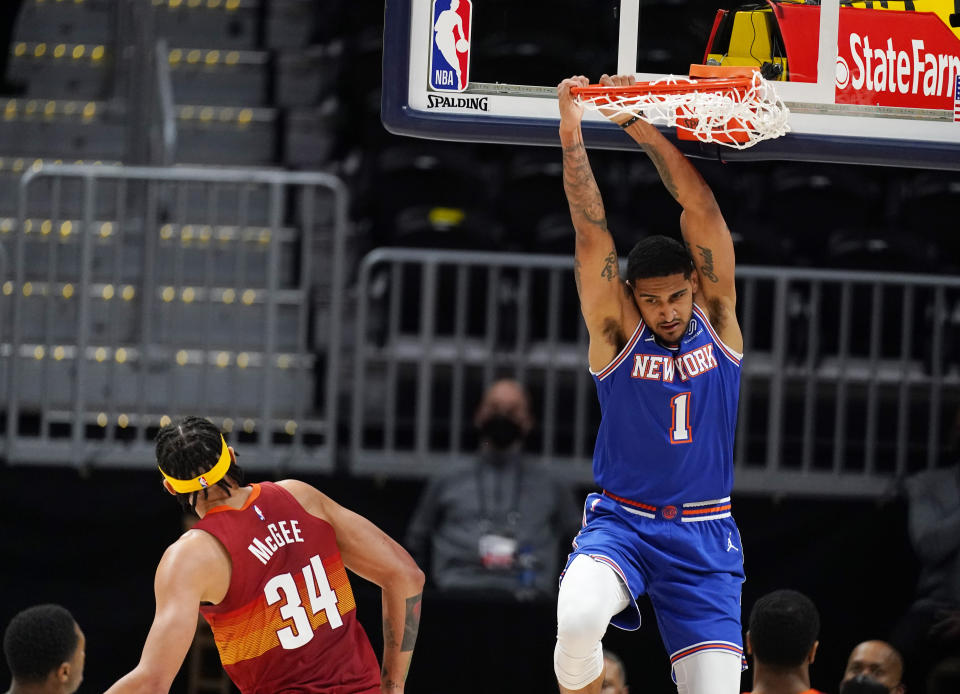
left=561, top=491, right=746, bottom=671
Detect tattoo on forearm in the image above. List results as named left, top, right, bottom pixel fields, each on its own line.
left=697, top=245, right=719, bottom=283
left=562, top=141, right=609, bottom=234
left=383, top=615, right=399, bottom=649
left=600, top=251, right=618, bottom=282
left=640, top=144, right=679, bottom=201
left=401, top=592, right=422, bottom=652
left=574, top=258, right=583, bottom=294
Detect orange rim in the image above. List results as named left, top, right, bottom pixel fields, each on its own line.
left=571, top=77, right=754, bottom=98
left=571, top=64, right=762, bottom=99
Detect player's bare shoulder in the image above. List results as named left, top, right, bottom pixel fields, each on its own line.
left=158, top=529, right=231, bottom=602
left=276, top=479, right=332, bottom=523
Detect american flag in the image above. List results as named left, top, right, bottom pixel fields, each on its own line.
left=955, top=75, right=960, bottom=122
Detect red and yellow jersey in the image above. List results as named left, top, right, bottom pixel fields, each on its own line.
left=195, top=482, right=381, bottom=694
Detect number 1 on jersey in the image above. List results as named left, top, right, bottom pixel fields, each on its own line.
left=670, top=392, right=692, bottom=443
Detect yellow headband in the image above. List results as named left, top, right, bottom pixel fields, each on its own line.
left=159, top=434, right=232, bottom=494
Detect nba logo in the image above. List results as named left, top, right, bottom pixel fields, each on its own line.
left=198, top=476, right=209, bottom=489
left=430, top=0, right=472, bottom=92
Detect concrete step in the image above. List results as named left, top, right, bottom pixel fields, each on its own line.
left=2, top=217, right=300, bottom=287
left=0, top=158, right=119, bottom=218
left=283, top=103, right=338, bottom=167
left=3, top=342, right=315, bottom=416
left=9, top=42, right=270, bottom=106
left=174, top=104, right=277, bottom=165
left=265, top=0, right=315, bottom=50
left=14, top=0, right=114, bottom=46
left=6, top=284, right=306, bottom=351
left=153, top=0, right=261, bottom=50
left=7, top=41, right=113, bottom=101
left=0, top=98, right=126, bottom=160
left=274, top=44, right=342, bottom=108
left=167, top=47, right=269, bottom=106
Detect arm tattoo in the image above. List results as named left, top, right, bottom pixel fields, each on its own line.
left=600, top=251, right=618, bottom=282
left=562, top=142, right=609, bottom=234
left=383, top=614, right=399, bottom=649
left=640, top=144, right=680, bottom=201
left=697, top=245, right=719, bottom=283
left=401, top=592, right=422, bottom=651
left=574, top=257, right=583, bottom=294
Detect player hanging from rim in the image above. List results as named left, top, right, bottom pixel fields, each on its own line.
left=553, top=73, right=746, bottom=694
left=105, top=416, right=424, bottom=694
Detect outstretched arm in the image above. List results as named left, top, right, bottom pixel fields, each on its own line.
left=105, top=532, right=228, bottom=694
left=558, top=76, right=639, bottom=372
left=601, top=74, right=742, bottom=352
left=279, top=480, right=425, bottom=694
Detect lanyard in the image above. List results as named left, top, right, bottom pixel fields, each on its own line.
left=475, top=455, right=524, bottom=530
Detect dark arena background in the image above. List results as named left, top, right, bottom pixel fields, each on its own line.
left=1, top=2, right=958, bottom=694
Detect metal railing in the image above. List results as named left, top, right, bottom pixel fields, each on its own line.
left=350, top=248, right=960, bottom=497
left=3, top=163, right=348, bottom=473
left=153, top=38, right=178, bottom=165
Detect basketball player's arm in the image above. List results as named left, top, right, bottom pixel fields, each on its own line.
left=558, top=76, right=639, bottom=371
left=278, top=480, right=425, bottom=693
left=601, top=73, right=743, bottom=352
left=105, top=531, right=227, bottom=694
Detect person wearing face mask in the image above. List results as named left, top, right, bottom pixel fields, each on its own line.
left=405, top=379, right=579, bottom=601
left=838, top=641, right=905, bottom=694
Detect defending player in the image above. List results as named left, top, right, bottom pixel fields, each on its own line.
left=553, top=74, right=746, bottom=694
left=105, top=416, right=424, bottom=694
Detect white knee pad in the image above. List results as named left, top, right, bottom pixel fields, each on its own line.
left=554, top=555, right=630, bottom=690
left=673, top=649, right=743, bottom=694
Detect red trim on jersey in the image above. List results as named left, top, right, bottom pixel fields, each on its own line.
left=204, top=483, right=262, bottom=516
left=682, top=504, right=732, bottom=516
left=602, top=489, right=657, bottom=512
left=593, top=321, right=646, bottom=380
left=692, top=305, right=742, bottom=365
left=670, top=641, right=743, bottom=664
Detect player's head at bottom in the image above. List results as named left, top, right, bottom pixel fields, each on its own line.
left=3, top=603, right=86, bottom=694
left=625, top=235, right=698, bottom=345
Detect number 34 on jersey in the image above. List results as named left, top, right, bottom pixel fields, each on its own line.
left=265, top=554, right=345, bottom=650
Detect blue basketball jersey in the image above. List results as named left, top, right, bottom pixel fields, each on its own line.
left=590, top=303, right=741, bottom=505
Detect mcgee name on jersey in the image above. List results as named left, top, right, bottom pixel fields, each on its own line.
left=247, top=519, right=305, bottom=565
left=631, top=344, right=719, bottom=383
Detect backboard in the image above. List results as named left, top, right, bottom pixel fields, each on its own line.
left=382, top=0, right=960, bottom=169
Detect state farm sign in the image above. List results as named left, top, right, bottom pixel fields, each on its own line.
left=835, top=8, right=960, bottom=108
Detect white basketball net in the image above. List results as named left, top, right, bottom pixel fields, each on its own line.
left=576, top=72, right=790, bottom=149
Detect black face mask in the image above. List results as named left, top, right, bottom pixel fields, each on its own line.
left=479, top=415, right=524, bottom=450
left=839, top=675, right=891, bottom=694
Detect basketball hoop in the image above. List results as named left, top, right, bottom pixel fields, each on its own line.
left=571, top=65, right=790, bottom=149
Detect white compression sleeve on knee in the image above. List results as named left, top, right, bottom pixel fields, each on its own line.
left=673, top=649, right=743, bottom=694
left=554, top=555, right=630, bottom=690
